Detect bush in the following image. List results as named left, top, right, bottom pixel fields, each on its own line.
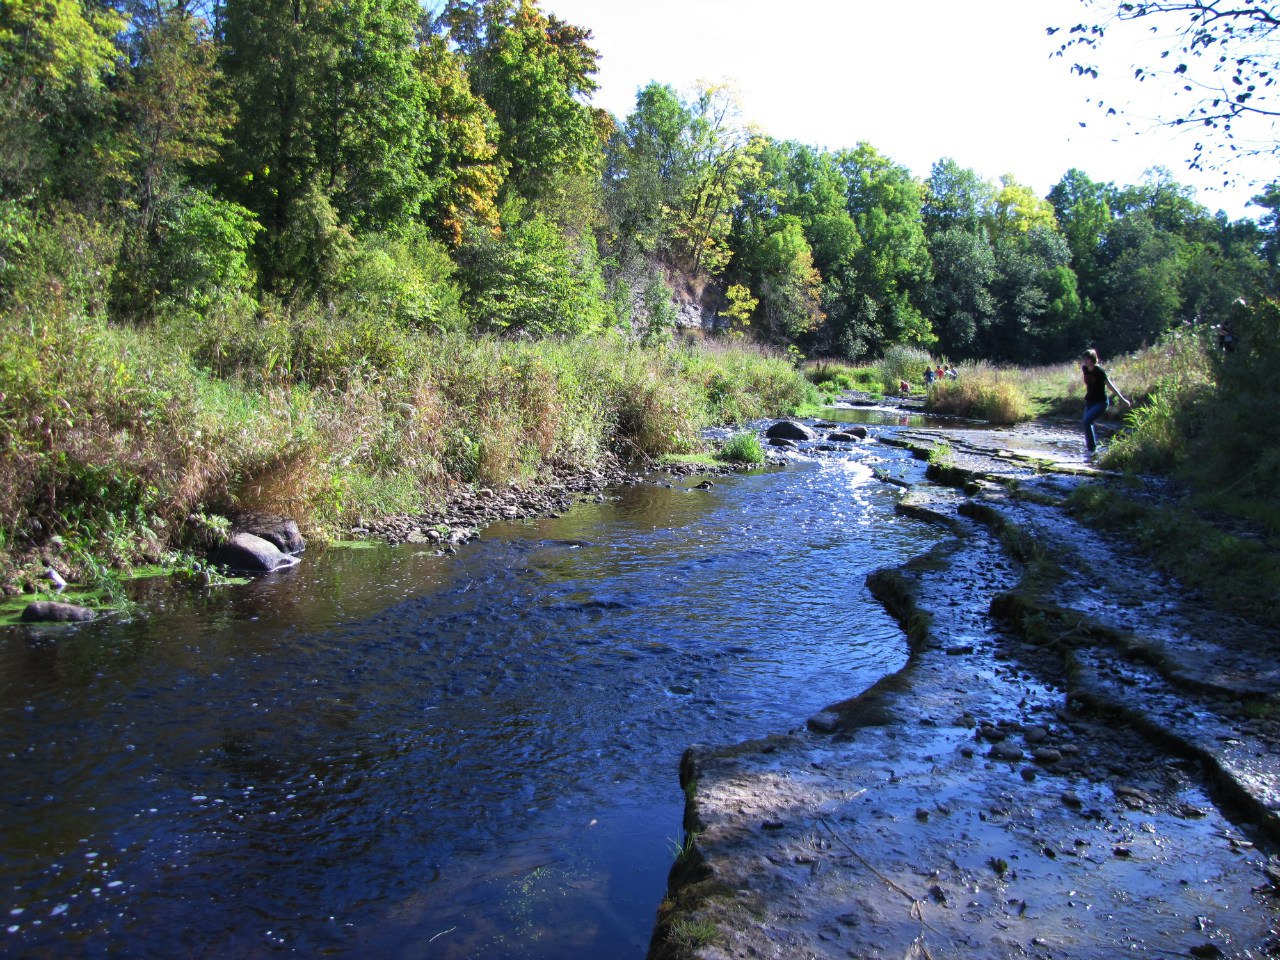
left=335, top=226, right=464, bottom=333
left=459, top=216, right=612, bottom=336
left=876, top=344, right=933, bottom=394
left=926, top=365, right=1032, bottom=424
left=155, top=188, right=261, bottom=315
left=716, top=432, right=765, bottom=464
left=1177, top=298, right=1280, bottom=528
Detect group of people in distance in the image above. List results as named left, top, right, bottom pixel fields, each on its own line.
left=893, top=349, right=1132, bottom=457
left=898, top=363, right=958, bottom=398
left=922, top=364, right=957, bottom=388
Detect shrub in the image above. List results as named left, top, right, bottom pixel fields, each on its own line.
left=459, top=216, right=612, bottom=336
left=155, top=188, right=261, bottom=315
left=926, top=366, right=1032, bottom=424
left=334, top=226, right=465, bottom=334
left=876, top=344, right=933, bottom=394
left=716, top=432, right=765, bottom=464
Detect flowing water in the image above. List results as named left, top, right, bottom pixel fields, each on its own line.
left=0, top=410, right=946, bottom=959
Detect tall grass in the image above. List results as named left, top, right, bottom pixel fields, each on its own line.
left=804, top=359, right=880, bottom=397
left=1006, top=333, right=1212, bottom=418
left=924, top=362, right=1033, bottom=424
left=875, top=345, right=933, bottom=394
left=0, top=304, right=810, bottom=584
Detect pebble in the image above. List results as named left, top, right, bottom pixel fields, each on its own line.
left=1061, top=790, right=1083, bottom=809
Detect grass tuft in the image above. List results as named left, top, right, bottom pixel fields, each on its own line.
left=715, top=432, right=765, bottom=465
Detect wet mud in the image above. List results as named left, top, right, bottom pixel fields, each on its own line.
left=651, top=409, right=1280, bottom=960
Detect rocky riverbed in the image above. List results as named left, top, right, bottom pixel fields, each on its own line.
left=649, top=405, right=1280, bottom=960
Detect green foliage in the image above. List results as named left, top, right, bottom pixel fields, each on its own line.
left=447, top=0, right=603, bottom=206
left=459, top=215, right=611, bottom=336
left=641, top=273, right=678, bottom=345
left=0, top=0, right=126, bottom=197
left=926, top=441, right=953, bottom=466
left=413, top=35, right=504, bottom=243
left=876, top=344, right=934, bottom=394
left=1176, top=298, right=1280, bottom=526
left=336, top=226, right=464, bottom=333
left=925, top=368, right=1032, bottom=424
left=154, top=188, right=261, bottom=314
left=715, top=432, right=765, bottom=464
left=669, top=918, right=718, bottom=951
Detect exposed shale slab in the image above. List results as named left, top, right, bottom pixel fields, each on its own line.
left=650, top=420, right=1280, bottom=960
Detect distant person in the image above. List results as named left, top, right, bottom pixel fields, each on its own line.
left=899, top=379, right=910, bottom=398
left=924, top=366, right=935, bottom=387
left=1216, top=322, right=1236, bottom=353
left=1081, top=348, right=1130, bottom=455
left=935, top=365, right=944, bottom=382
left=947, top=365, right=958, bottom=381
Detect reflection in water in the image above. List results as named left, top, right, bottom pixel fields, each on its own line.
left=0, top=437, right=938, bottom=959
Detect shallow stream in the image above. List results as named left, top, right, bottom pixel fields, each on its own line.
left=0, top=410, right=945, bottom=959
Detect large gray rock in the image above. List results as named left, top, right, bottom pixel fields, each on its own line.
left=237, top=516, right=305, bottom=554
left=828, top=426, right=868, bottom=442
left=211, top=532, right=301, bottom=573
left=21, top=601, right=95, bottom=623
left=765, top=420, right=816, bottom=442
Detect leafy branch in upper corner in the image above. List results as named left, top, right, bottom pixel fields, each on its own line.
left=1050, top=1, right=1280, bottom=176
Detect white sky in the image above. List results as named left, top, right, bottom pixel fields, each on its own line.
left=542, top=0, right=1276, bottom=220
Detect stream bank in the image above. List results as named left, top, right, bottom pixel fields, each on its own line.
left=650, top=410, right=1280, bottom=960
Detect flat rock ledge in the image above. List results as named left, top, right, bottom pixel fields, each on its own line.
left=649, top=420, right=1280, bottom=960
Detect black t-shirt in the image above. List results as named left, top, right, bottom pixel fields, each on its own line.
left=1082, top=364, right=1107, bottom=405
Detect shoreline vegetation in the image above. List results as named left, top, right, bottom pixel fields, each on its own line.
left=0, top=313, right=812, bottom=602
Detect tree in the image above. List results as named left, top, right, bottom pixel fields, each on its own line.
left=1251, top=180, right=1280, bottom=281
left=220, top=0, right=429, bottom=293
left=0, top=0, right=126, bottom=199
left=1049, top=167, right=1114, bottom=292
left=754, top=217, right=824, bottom=343
left=603, top=81, right=695, bottom=266
left=923, top=157, right=996, bottom=233
left=112, top=2, right=236, bottom=320
left=1051, top=1, right=1280, bottom=174
left=673, top=82, right=757, bottom=277
left=456, top=214, right=610, bottom=336
left=444, top=0, right=603, bottom=207
left=414, top=35, right=504, bottom=244
left=925, top=225, right=997, bottom=355
left=835, top=143, right=933, bottom=352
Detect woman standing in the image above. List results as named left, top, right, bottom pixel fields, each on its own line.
left=1081, top=349, right=1130, bottom=454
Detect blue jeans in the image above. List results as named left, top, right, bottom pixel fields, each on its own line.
left=1082, top=401, right=1108, bottom=451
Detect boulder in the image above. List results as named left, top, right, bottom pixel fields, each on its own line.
left=827, top=429, right=868, bottom=443
left=211, top=532, right=301, bottom=573
left=807, top=711, right=841, bottom=733
left=21, top=601, right=95, bottom=623
left=768, top=437, right=799, bottom=449
left=764, top=420, right=816, bottom=442
left=237, top=516, right=305, bottom=554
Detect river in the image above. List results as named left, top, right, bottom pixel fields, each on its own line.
left=0, top=410, right=945, bottom=959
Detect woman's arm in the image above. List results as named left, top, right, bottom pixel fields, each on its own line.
left=1104, top=374, right=1131, bottom=407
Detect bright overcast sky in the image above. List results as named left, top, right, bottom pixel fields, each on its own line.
left=541, top=0, right=1275, bottom=220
